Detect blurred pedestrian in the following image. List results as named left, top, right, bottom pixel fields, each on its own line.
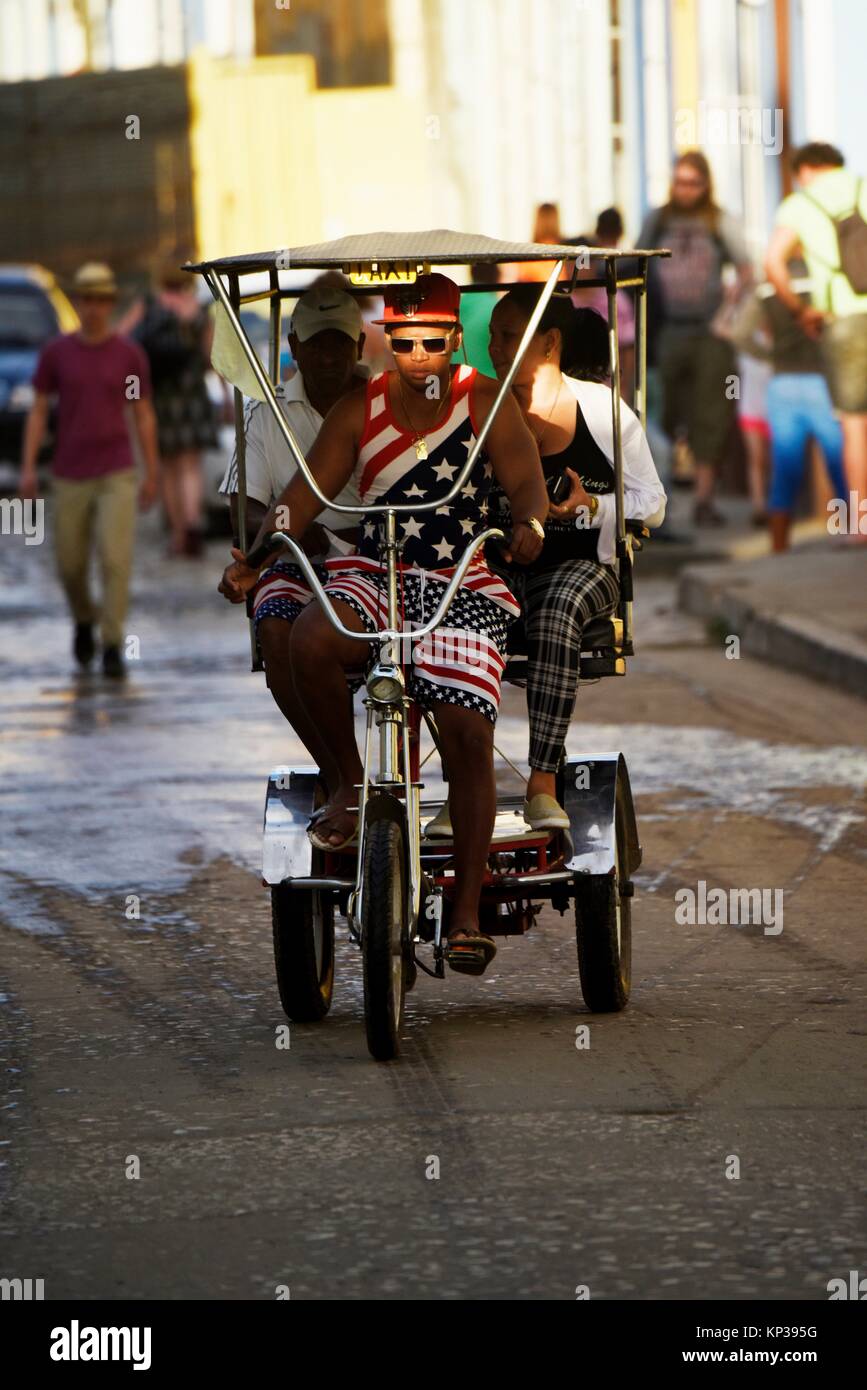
left=219, top=285, right=367, bottom=553
left=18, top=262, right=159, bottom=678
left=765, top=142, right=867, bottom=543
left=733, top=260, right=845, bottom=553
left=639, top=151, right=752, bottom=526
left=735, top=354, right=772, bottom=527
left=570, top=207, right=636, bottom=401
left=122, top=256, right=217, bottom=557
left=515, top=203, right=570, bottom=283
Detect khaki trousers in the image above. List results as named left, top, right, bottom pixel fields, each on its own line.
left=53, top=469, right=137, bottom=647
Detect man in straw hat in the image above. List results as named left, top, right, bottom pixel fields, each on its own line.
left=19, top=262, right=160, bottom=678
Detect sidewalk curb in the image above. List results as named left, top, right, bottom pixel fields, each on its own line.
left=678, top=563, right=867, bottom=700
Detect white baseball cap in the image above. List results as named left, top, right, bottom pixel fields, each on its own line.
left=289, top=287, right=362, bottom=343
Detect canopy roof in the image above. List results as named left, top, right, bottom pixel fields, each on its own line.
left=186, top=229, right=669, bottom=277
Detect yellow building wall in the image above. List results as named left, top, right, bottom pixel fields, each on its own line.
left=188, top=49, right=433, bottom=263
left=311, top=87, right=433, bottom=239
left=670, top=0, right=700, bottom=150
left=187, top=49, right=323, bottom=263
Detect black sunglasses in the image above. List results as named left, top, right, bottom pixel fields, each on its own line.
left=388, top=333, right=453, bottom=355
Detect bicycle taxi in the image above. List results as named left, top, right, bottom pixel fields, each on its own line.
left=187, top=231, right=669, bottom=1060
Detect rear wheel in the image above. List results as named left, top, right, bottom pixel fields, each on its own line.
left=272, top=883, right=335, bottom=1022
left=574, top=797, right=632, bottom=1012
left=361, top=818, right=408, bottom=1061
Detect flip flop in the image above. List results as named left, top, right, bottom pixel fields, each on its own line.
left=445, top=933, right=497, bottom=977
left=423, top=799, right=453, bottom=838
left=307, top=807, right=359, bottom=853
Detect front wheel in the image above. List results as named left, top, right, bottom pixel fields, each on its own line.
left=272, top=884, right=335, bottom=1022
left=574, top=798, right=632, bottom=1012
left=361, top=818, right=408, bottom=1061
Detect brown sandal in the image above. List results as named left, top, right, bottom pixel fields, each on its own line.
left=445, top=933, right=497, bottom=977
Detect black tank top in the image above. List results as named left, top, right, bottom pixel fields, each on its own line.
left=489, top=402, right=613, bottom=571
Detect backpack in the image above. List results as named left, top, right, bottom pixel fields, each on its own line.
left=133, top=296, right=200, bottom=384
left=640, top=204, right=736, bottom=345
left=800, top=178, right=867, bottom=302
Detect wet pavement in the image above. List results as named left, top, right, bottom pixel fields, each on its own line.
left=1, top=521, right=865, bottom=1300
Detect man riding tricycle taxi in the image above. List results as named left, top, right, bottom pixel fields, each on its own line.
left=219, top=272, right=548, bottom=975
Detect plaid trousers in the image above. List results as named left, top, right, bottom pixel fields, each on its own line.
left=500, top=558, right=620, bottom=773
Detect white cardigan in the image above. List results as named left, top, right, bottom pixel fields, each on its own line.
left=560, top=375, right=667, bottom=565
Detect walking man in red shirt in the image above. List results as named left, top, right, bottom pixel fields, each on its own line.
left=19, top=262, right=160, bottom=678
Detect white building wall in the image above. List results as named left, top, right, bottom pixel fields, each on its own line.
left=791, top=0, right=867, bottom=172
left=640, top=0, right=673, bottom=212
left=389, top=0, right=626, bottom=247
left=0, top=0, right=253, bottom=80
left=695, top=0, right=741, bottom=216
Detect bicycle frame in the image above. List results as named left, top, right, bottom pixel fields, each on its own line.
left=265, top=522, right=505, bottom=939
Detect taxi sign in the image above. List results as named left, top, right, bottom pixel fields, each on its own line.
left=348, top=261, right=429, bottom=286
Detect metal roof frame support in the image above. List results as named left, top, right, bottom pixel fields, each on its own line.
left=202, top=257, right=567, bottom=524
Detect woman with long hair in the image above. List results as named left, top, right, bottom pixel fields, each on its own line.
left=122, top=256, right=218, bottom=556
left=515, top=202, right=571, bottom=284
left=638, top=150, right=752, bottom=526
left=433, top=288, right=665, bottom=831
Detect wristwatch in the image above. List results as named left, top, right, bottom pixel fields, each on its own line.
left=518, top=515, right=546, bottom=541
left=586, top=495, right=600, bottom=519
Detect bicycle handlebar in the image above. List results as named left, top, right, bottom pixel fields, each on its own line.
left=246, top=528, right=506, bottom=643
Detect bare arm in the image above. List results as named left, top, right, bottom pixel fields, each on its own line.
left=218, top=389, right=364, bottom=601
left=229, top=495, right=269, bottom=548
left=473, top=380, right=549, bottom=564
left=129, top=397, right=160, bottom=510
left=19, top=394, right=51, bottom=497
left=766, top=225, right=815, bottom=314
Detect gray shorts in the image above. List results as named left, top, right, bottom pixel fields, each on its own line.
left=822, top=314, right=867, bottom=414
left=658, top=325, right=737, bottom=466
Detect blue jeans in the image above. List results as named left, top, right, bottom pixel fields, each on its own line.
left=766, top=373, right=845, bottom=513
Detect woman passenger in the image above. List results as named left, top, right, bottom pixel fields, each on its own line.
left=487, top=288, right=666, bottom=829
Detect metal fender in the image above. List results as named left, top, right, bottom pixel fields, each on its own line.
left=562, top=753, right=642, bottom=876
left=262, top=766, right=322, bottom=885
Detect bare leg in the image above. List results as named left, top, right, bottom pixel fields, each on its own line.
left=160, top=455, right=186, bottom=554
left=527, top=769, right=557, bottom=800
left=841, top=413, right=867, bottom=543
left=258, top=615, right=341, bottom=792
left=694, top=459, right=716, bottom=505
left=176, top=449, right=204, bottom=529
left=768, top=511, right=790, bottom=553
left=289, top=600, right=371, bottom=846
left=434, top=704, right=496, bottom=938
left=743, top=429, right=769, bottom=518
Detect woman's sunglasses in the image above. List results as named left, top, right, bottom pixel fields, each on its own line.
left=388, top=333, right=453, bottom=355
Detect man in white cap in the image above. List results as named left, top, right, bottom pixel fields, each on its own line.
left=19, top=262, right=160, bottom=679
left=220, top=283, right=367, bottom=554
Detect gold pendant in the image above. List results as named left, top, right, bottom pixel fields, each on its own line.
left=414, top=437, right=428, bottom=461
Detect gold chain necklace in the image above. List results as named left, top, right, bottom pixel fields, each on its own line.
left=397, top=371, right=454, bottom=460
left=531, top=376, right=563, bottom=454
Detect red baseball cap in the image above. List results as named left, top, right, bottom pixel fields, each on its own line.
left=375, top=272, right=461, bottom=326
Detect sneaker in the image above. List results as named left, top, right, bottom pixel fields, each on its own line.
left=102, top=645, right=126, bottom=680
left=73, top=622, right=95, bottom=668
left=424, top=800, right=453, bottom=838
left=523, top=793, right=570, bottom=830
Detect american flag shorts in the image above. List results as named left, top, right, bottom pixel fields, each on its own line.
left=251, top=554, right=520, bottom=723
